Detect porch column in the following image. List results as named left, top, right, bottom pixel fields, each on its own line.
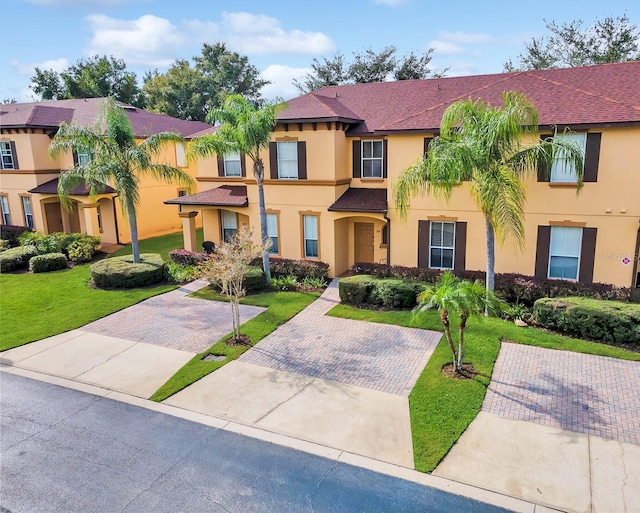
left=179, top=211, right=199, bottom=252
left=80, top=203, right=100, bottom=236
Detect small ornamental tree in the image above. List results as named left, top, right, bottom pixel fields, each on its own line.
left=199, top=228, right=268, bottom=344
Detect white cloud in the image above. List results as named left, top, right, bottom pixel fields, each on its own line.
left=86, top=14, right=186, bottom=67
left=22, top=0, right=141, bottom=6
left=10, top=57, right=69, bottom=75
left=429, top=31, right=496, bottom=57
left=260, top=64, right=310, bottom=101
left=219, top=12, right=335, bottom=55
left=437, top=31, right=495, bottom=45
left=429, top=40, right=466, bottom=56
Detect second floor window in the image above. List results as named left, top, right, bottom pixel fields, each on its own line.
left=175, top=143, right=187, bottom=167
left=277, top=142, right=298, bottom=179
left=551, top=133, right=586, bottom=183
left=362, top=140, right=383, bottom=178
left=1, top=141, right=16, bottom=170
left=224, top=152, right=242, bottom=177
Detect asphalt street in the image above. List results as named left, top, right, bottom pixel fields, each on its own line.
left=0, top=372, right=512, bottom=513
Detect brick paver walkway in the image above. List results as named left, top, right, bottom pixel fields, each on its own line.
left=239, top=279, right=442, bottom=396
left=483, top=342, right=640, bottom=445
left=83, top=280, right=265, bottom=353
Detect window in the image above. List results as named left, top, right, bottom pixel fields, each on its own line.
left=221, top=210, right=238, bottom=242
left=22, top=196, right=34, bottom=229
left=381, top=224, right=389, bottom=246
left=277, top=142, right=298, bottom=179
left=361, top=140, right=383, bottom=178
left=96, top=206, right=102, bottom=231
left=77, top=151, right=91, bottom=167
left=224, top=152, right=242, bottom=177
left=429, top=221, right=455, bottom=269
left=548, top=226, right=582, bottom=280
left=0, top=196, right=10, bottom=224
left=1, top=141, right=16, bottom=170
left=551, top=133, right=586, bottom=183
left=177, top=189, right=188, bottom=197
left=266, top=213, right=279, bottom=254
left=175, top=143, right=187, bottom=167
left=303, top=215, right=318, bottom=258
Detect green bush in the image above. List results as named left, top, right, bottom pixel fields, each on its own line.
left=20, top=232, right=100, bottom=261
left=67, top=237, right=101, bottom=263
left=166, top=262, right=200, bottom=284
left=0, top=240, right=9, bottom=252
left=1, top=225, right=33, bottom=247
left=271, top=275, right=300, bottom=291
left=368, top=278, right=425, bottom=308
left=20, top=231, right=61, bottom=254
left=534, top=297, right=640, bottom=345
left=0, top=245, right=38, bottom=272
left=243, top=266, right=266, bottom=292
left=91, top=253, right=166, bottom=289
left=338, top=275, right=377, bottom=306
left=267, top=257, right=330, bottom=281
left=29, top=253, right=68, bottom=273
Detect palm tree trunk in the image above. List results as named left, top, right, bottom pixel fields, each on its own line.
left=485, top=215, right=495, bottom=315
left=457, top=314, right=468, bottom=370
left=126, top=197, right=140, bottom=263
left=440, top=310, right=458, bottom=368
left=254, top=161, right=271, bottom=283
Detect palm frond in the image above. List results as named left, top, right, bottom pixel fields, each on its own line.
left=142, top=132, right=185, bottom=157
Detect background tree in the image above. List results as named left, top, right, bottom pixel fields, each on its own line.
left=394, top=91, right=584, bottom=296
left=188, top=95, right=285, bottom=283
left=2, top=98, right=17, bottom=104
left=505, top=13, right=640, bottom=71
left=143, top=42, right=269, bottom=121
left=31, top=55, right=145, bottom=107
left=294, top=46, right=444, bottom=93
left=49, top=97, right=195, bottom=263
left=199, top=228, right=267, bottom=344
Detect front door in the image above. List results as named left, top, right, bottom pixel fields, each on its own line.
left=44, top=202, right=63, bottom=233
left=355, top=222, right=374, bottom=263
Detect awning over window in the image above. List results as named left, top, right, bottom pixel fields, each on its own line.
left=165, top=185, right=248, bottom=207
left=328, top=188, right=387, bottom=213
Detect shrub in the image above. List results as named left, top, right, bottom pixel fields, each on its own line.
left=534, top=297, right=640, bottom=345
left=166, top=262, right=200, bottom=284
left=268, top=257, right=330, bottom=281
left=271, top=275, right=300, bottom=291
left=243, top=266, right=266, bottom=292
left=338, top=275, right=377, bottom=306
left=169, top=249, right=209, bottom=266
left=0, top=240, right=9, bottom=252
left=0, top=225, right=33, bottom=247
left=67, top=237, right=101, bottom=263
left=368, top=278, right=425, bottom=308
left=0, top=245, right=38, bottom=272
left=91, top=253, right=166, bottom=289
left=20, top=231, right=61, bottom=254
left=29, top=253, right=68, bottom=273
left=301, top=276, right=327, bottom=290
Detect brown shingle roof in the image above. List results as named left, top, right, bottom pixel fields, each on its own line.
left=328, top=188, right=387, bottom=213
left=28, top=177, right=116, bottom=195
left=165, top=185, right=248, bottom=207
left=280, top=62, right=640, bottom=134
left=0, top=98, right=212, bottom=138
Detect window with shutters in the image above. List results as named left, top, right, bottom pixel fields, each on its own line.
left=0, top=195, right=10, bottom=224
left=266, top=213, right=279, bottom=254
left=221, top=210, right=238, bottom=242
left=277, top=142, right=298, bottom=179
left=551, top=133, right=586, bottom=183
left=22, top=196, right=34, bottom=229
left=1, top=141, right=16, bottom=170
left=175, top=143, right=187, bottom=167
left=224, top=151, right=242, bottom=177
left=548, top=226, right=582, bottom=280
left=361, top=140, right=384, bottom=178
left=303, top=215, right=318, bottom=258
left=429, top=221, right=455, bottom=269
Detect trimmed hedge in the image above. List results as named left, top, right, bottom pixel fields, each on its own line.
left=0, top=246, right=38, bottom=272
left=353, top=262, right=635, bottom=305
left=209, top=265, right=266, bottom=293
left=29, top=253, right=68, bottom=273
left=534, top=297, right=640, bottom=345
left=1, top=225, right=33, bottom=247
left=91, top=253, right=166, bottom=289
left=339, top=275, right=425, bottom=309
left=261, top=257, right=330, bottom=281
left=169, top=249, right=209, bottom=266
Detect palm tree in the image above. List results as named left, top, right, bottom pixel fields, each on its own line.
left=188, top=95, right=285, bottom=283
left=415, top=271, right=502, bottom=372
left=394, top=91, right=584, bottom=295
left=49, top=97, right=195, bottom=263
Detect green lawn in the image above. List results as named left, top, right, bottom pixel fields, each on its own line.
left=328, top=304, right=640, bottom=472
left=111, top=228, right=204, bottom=262
left=150, top=289, right=319, bottom=402
left=0, top=264, right=173, bottom=351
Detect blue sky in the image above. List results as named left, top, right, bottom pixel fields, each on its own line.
left=3, top=0, right=639, bottom=103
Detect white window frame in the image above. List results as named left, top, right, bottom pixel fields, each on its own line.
left=548, top=226, right=582, bottom=281
left=551, top=133, right=586, bottom=183
left=76, top=151, right=91, bottom=167
left=1, top=196, right=10, bottom=224
left=221, top=210, right=238, bottom=242
left=22, top=196, right=34, bottom=229
left=303, top=215, right=318, bottom=258
left=175, top=143, right=187, bottom=168
left=277, top=141, right=298, bottom=179
left=224, top=151, right=242, bottom=177
left=429, top=221, right=455, bottom=270
left=361, top=140, right=384, bottom=178
left=1, top=141, right=15, bottom=170
left=266, top=213, right=279, bottom=255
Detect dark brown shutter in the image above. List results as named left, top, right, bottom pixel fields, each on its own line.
left=579, top=227, right=597, bottom=284
left=217, top=156, right=225, bottom=177
left=9, top=141, right=19, bottom=169
left=352, top=140, right=361, bottom=178
left=240, top=153, right=247, bottom=177
left=583, top=133, right=601, bottom=182
left=382, top=139, right=388, bottom=178
left=423, top=137, right=433, bottom=157
left=454, top=222, right=467, bottom=271
left=269, top=142, right=278, bottom=179
left=535, top=226, right=551, bottom=278
left=537, top=134, right=551, bottom=182
left=418, top=220, right=430, bottom=269
left=297, top=141, right=307, bottom=179
left=72, top=150, right=79, bottom=167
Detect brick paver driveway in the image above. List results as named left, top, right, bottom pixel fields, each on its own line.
left=83, top=280, right=265, bottom=353
left=483, top=342, right=640, bottom=445
left=240, top=280, right=442, bottom=396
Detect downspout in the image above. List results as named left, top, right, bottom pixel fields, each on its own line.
left=632, top=223, right=640, bottom=290
left=384, top=212, right=391, bottom=267
left=112, top=193, right=121, bottom=245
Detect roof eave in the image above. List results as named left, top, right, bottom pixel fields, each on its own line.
left=164, top=199, right=249, bottom=207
